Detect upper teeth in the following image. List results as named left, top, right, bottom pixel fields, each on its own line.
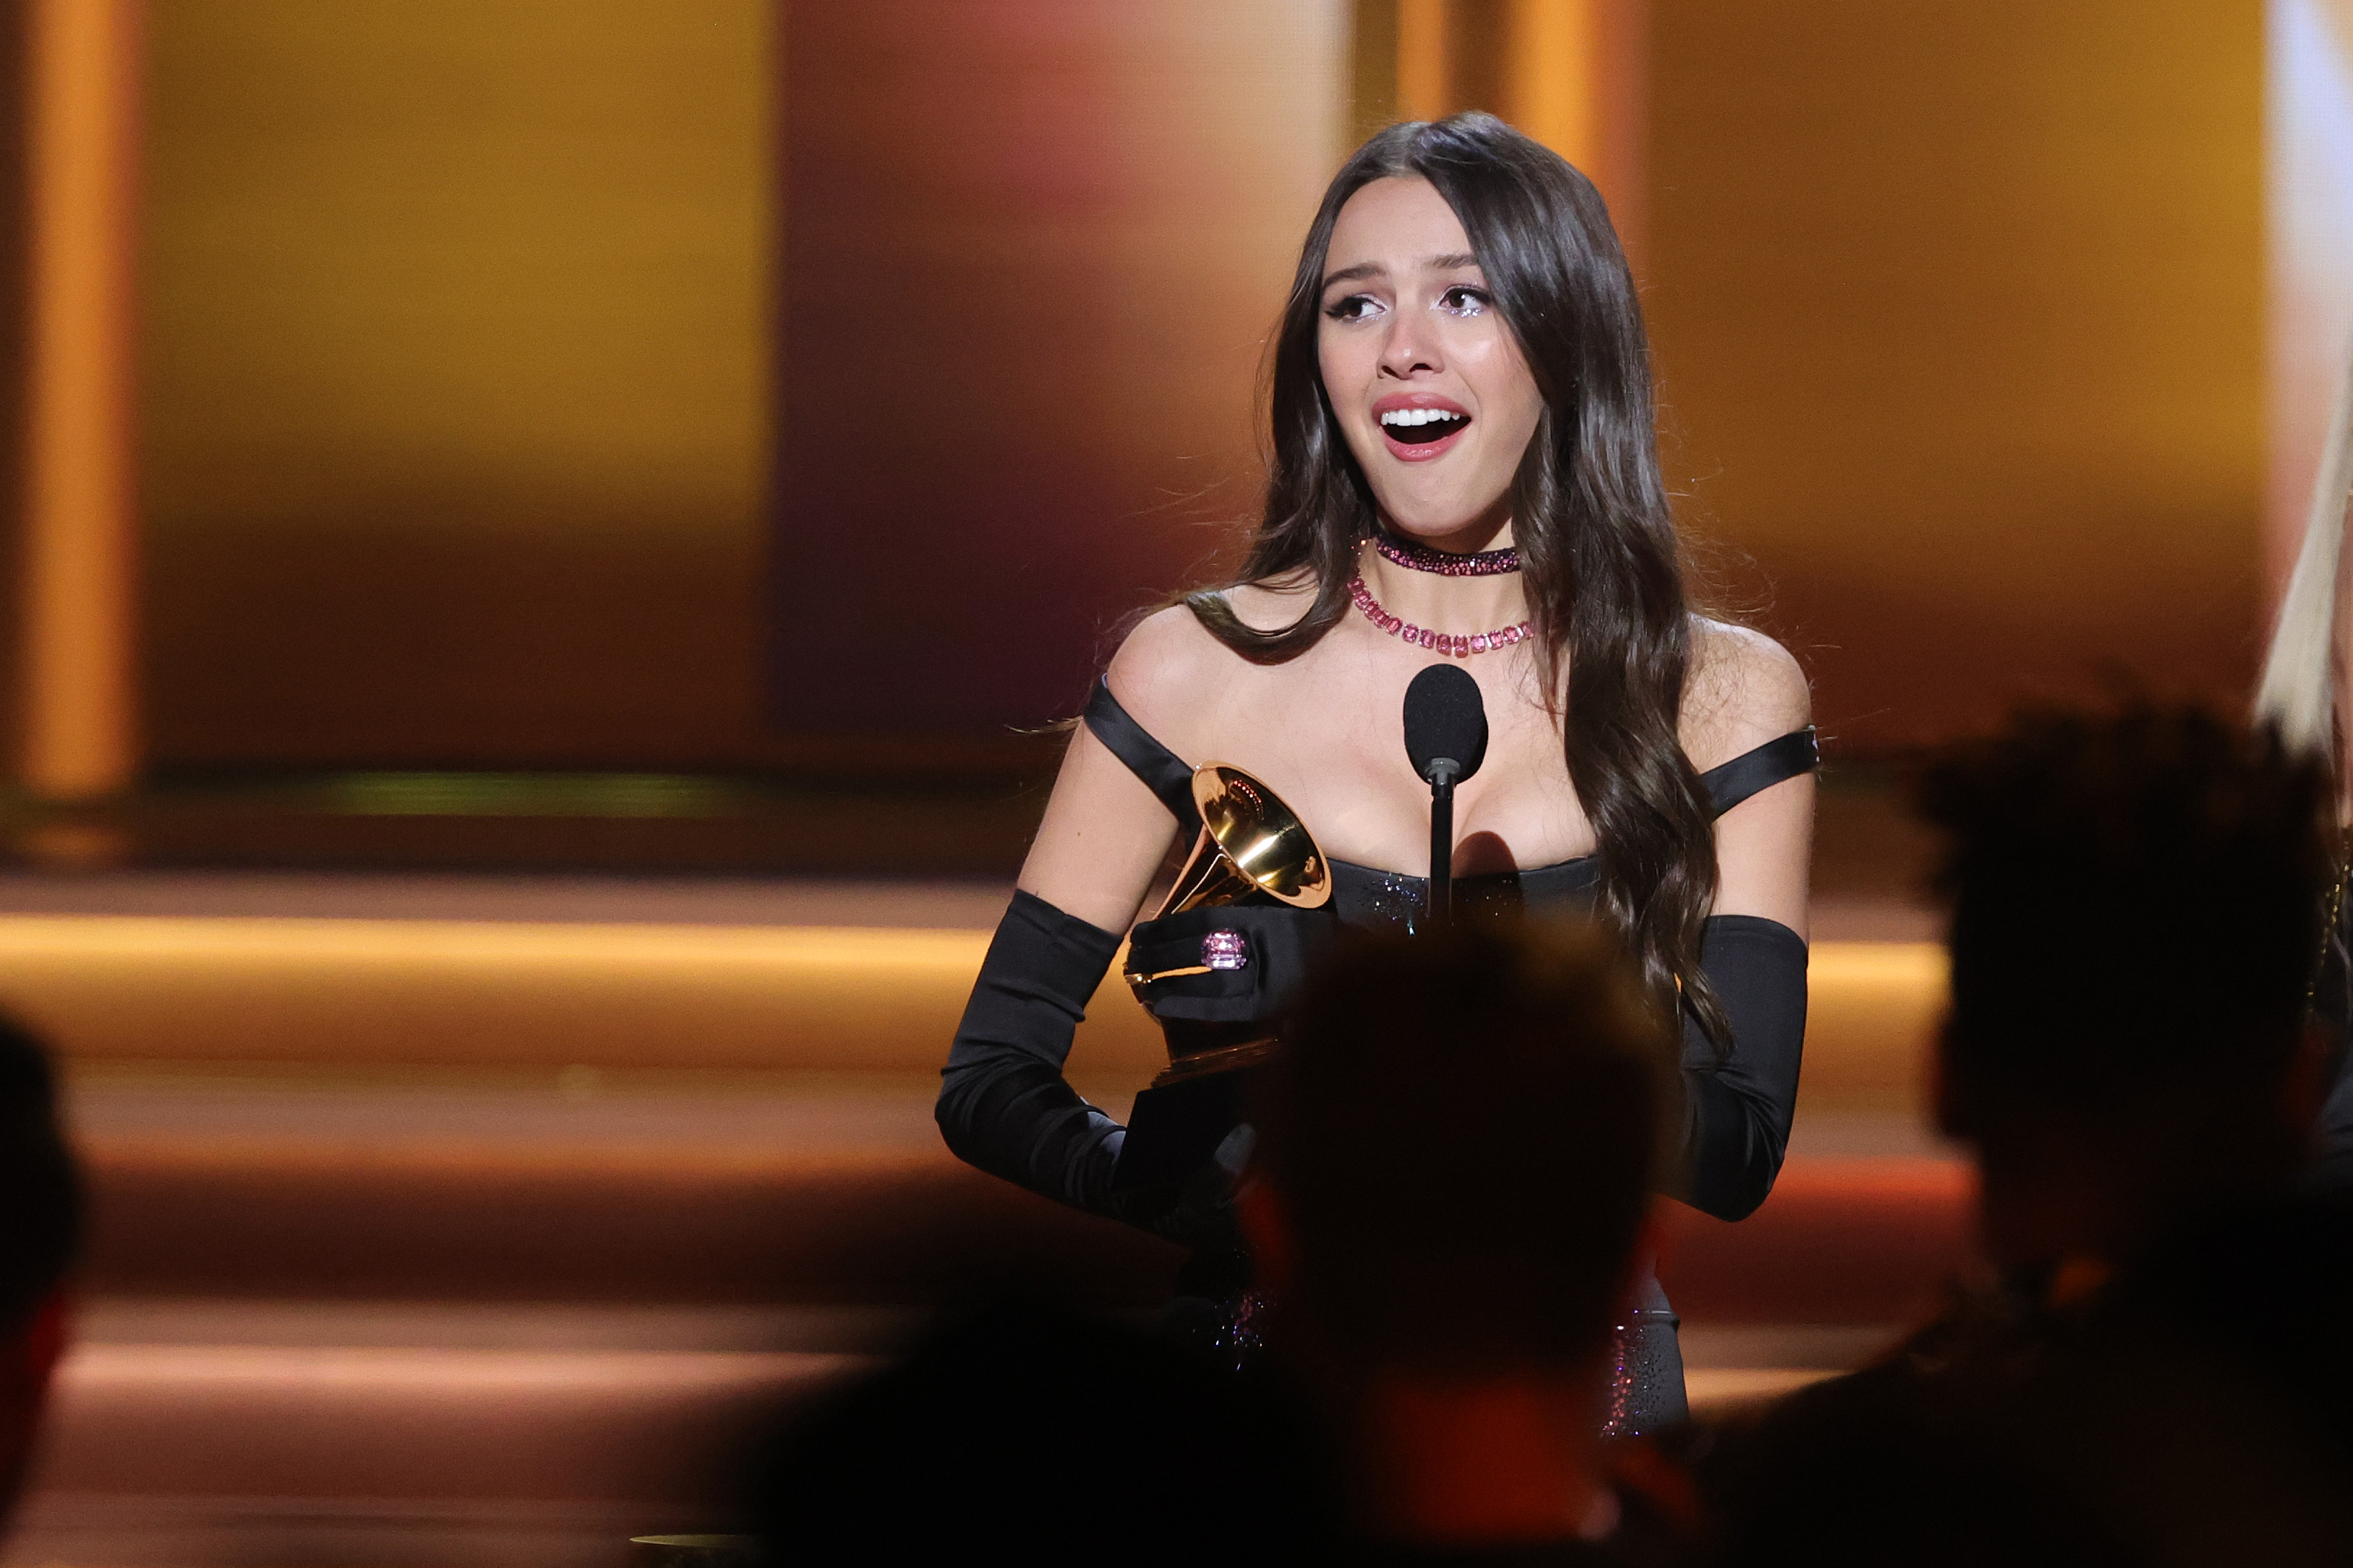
left=1381, top=408, right=1463, bottom=427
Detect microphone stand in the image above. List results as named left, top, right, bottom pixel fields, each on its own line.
left=1404, top=659, right=1485, bottom=935
left=1425, top=758, right=1460, bottom=931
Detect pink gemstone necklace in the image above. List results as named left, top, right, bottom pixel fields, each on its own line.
left=1347, top=572, right=1532, bottom=658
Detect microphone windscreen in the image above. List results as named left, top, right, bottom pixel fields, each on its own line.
left=1404, top=663, right=1489, bottom=784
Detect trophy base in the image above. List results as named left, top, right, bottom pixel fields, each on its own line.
left=1112, top=1048, right=1270, bottom=1194
left=1150, top=1035, right=1278, bottom=1087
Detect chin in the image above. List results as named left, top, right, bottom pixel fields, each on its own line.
left=1363, top=471, right=1510, bottom=541
left=1375, top=506, right=1496, bottom=540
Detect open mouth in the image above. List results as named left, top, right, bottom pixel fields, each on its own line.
left=1379, top=408, right=1471, bottom=445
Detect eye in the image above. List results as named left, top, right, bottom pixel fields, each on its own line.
left=1323, top=293, right=1383, bottom=324
left=1438, top=285, right=1492, bottom=317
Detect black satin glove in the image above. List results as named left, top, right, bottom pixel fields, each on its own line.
left=1123, top=901, right=1338, bottom=1026
left=937, top=891, right=1129, bottom=1216
left=1166, top=1122, right=1257, bottom=1272
left=1678, top=914, right=1808, bottom=1221
left=937, top=891, right=1206, bottom=1238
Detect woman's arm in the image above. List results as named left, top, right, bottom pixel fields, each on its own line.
left=1694, top=624, right=1816, bottom=938
left=935, top=615, right=1203, bottom=1222
left=1677, top=625, right=1816, bottom=1221
left=1020, top=604, right=1237, bottom=925
left=1015, top=719, right=1187, bottom=932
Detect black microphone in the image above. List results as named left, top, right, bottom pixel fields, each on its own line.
left=1403, top=664, right=1488, bottom=930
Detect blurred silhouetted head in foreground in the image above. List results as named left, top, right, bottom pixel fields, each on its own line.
left=1242, top=922, right=1682, bottom=1549
left=1254, top=919, right=1670, bottom=1374
left=0, top=1017, right=77, bottom=1523
left=1919, top=703, right=2332, bottom=1259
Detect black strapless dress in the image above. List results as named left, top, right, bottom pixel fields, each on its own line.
left=1082, top=679, right=1817, bottom=1434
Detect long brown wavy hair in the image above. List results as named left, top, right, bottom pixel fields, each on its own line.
left=1185, top=112, right=1726, bottom=1040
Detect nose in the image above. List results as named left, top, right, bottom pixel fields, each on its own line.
left=1378, top=306, right=1442, bottom=380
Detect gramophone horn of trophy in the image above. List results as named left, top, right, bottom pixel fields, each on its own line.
left=1122, top=762, right=1330, bottom=1087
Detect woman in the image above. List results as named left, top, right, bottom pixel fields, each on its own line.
left=939, top=113, right=1814, bottom=1433
left=2256, top=336, right=2353, bottom=1186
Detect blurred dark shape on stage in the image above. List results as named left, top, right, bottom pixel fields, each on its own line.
left=1250, top=919, right=1699, bottom=1553
left=1705, top=704, right=2353, bottom=1566
left=0, top=1016, right=76, bottom=1531
left=751, top=918, right=1682, bottom=1563
left=746, top=1295, right=1325, bottom=1568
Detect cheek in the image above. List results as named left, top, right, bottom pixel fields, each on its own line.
left=1496, top=379, right=1545, bottom=451
left=1469, top=345, right=1544, bottom=449
left=1317, top=329, right=1371, bottom=408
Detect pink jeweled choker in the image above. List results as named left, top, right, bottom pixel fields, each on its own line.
left=1372, top=527, right=1521, bottom=577
left=1347, top=573, right=1532, bottom=658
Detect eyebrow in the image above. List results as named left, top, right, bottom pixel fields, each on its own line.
left=1319, top=252, right=1485, bottom=291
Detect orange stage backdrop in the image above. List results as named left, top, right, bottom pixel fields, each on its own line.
left=771, top=1, right=1344, bottom=736
left=1647, top=0, right=2266, bottom=750
left=122, top=2, right=2273, bottom=771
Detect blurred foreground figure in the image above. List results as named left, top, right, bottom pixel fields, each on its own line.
left=1244, top=920, right=1693, bottom=1561
left=757, top=922, right=1688, bottom=1564
left=1706, top=704, right=2353, bottom=1566
left=2250, top=332, right=2353, bottom=1187
left=0, top=1021, right=78, bottom=1527
left=748, top=1293, right=1320, bottom=1567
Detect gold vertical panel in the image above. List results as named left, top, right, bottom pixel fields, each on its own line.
left=1447, top=0, right=1511, bottom=116
left=22, top=0, right=141, bottom=799
left=1586, top=0, right=1647, bottom=263
left=1503, top=0, right=1645, bottom=260
left=1397, top=0, right=1452, bottom=120
left=1355, top=0, right=1645, bottom=260
left=1350, top=0, right=1403, bottom=143
left=1507, top=0, right=1599, bottom=167
left=1648, top=1, right=2263, bottom=747
left=140, top=1, right=774, bottom=766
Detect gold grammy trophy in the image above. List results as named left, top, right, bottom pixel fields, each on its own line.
left=1122, top=763, right=1331, bottom=1086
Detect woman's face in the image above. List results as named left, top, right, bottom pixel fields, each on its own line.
left=1316, top=175, right=1545, bottom=546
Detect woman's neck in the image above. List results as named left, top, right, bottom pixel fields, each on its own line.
left=1403, top=508, right=1516, bottom=554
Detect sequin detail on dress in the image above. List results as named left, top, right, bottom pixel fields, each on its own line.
left=1350, top=867, right=1428, bottom=935
left=1600, top=1290, right=1689, bottom=1437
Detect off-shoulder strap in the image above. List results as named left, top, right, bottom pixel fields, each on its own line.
left=1082, top=677, right=1201, bottom=828
left=1699, top=726, right=1819, bottom=819
left=1090, top=677, right=1812, bottom=827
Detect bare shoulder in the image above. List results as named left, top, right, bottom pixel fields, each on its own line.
left=1104, top=600, right=1248, bottom=755
left=1105, top=573, right=1319, bottom=756
left=1683, top=618, right=1811, bottom=769
left=1107, top=602, right=1225, bottom=693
